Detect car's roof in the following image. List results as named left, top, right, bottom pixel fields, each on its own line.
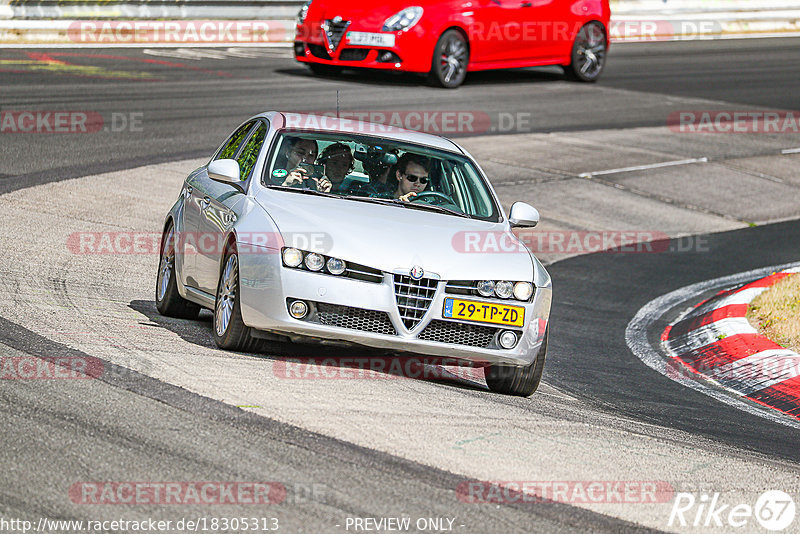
left=257, top=111, right=466, bottom=155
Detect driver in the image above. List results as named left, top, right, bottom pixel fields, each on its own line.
left=392, top=153, right=430, bottom=202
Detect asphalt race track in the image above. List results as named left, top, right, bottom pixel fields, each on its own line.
left=1, top=37, right=800, bottom=533
left=2, top=38, right=800, bottom=181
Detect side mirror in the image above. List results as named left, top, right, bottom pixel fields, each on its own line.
left=509, top=202, right=540, bottom=228
left=208, top=159, right=241, bottom=184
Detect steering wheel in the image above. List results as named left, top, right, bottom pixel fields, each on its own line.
left=411, top=191, right=457, bottom=207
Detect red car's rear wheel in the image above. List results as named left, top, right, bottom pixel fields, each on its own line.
left=565, top=21, right=608, bottom=82
left=428, top=29, right=469, bottom=88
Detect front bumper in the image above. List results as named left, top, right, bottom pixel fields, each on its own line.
left=238, top=247, right=551, bottom=367
left=294, top=22, right=434, bottom=73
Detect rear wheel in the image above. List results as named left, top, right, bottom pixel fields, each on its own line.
left=485, top=327, right=547, bottom=397
left=155, top=223, right=200, bottom=319
left=564, top=21, right=607, bottom=82
left=428, top=29, right=469, bottom=88
left=213, top=245, right=261, bottom=352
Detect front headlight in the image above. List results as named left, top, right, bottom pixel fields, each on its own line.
left=382, top=7, right=423, bottom=32
left=304, top=252, right=325, bottom=271
left=326, top=257, right=346, bottom=275
left=282, top=248, right=303, bottom=268
left=495, top=281, right=514, bottom=299
left=513, top=282, right=534, bottom=301
left=297, top=0, right=312, bottom=25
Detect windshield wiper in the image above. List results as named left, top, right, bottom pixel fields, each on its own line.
left=340, top=195, right=394, bottom=206
left=391, top=200, right=472, bottom=218
left=267, top=185, right=340, bottom=198
left=342, top=195, right=470, bottom=218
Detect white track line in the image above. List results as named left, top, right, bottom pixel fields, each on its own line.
left=625, top=260, right=800, bottom=429
left=666, top=317, right=756, bottom=352
left=781, top=147, right=800, bottom=154
left=579, top=157, right=708, bottom=178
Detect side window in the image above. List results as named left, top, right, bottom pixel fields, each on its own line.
left=236, top=123, right=267, bottom=181
left=216, top=121, right=254, bottom=160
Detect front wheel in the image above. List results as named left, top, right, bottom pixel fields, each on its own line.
left=485, top=327, right=547, bottom=397
left=564, top=21, right=607, bottom=82
left=428, top=29, right=469, bottom=88
left=213, top=245, right=260, bottom=352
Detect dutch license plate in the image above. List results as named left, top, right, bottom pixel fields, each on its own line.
left=442, top=298, right=525, bottom=327
left=346, top=31, right=396, bottom=48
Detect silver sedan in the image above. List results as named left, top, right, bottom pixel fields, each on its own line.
left=155, top=111, right=551, bottom=396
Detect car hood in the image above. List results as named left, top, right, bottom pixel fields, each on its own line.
left=255, top=190, right=535, bottom=282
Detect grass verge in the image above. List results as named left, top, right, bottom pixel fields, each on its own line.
left=747, top=273, right=800, bottom=352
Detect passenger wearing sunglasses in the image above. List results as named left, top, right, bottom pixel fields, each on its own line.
left=392, top=153, right=430, bottom=202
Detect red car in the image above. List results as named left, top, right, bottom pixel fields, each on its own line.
left=294, top=0, right=610, bottom=88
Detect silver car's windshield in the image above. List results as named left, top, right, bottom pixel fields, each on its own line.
left=262, top=131, right=500, bottom=221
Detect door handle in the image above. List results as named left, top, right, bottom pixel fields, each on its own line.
left=521, top=1, right=532, bottom=6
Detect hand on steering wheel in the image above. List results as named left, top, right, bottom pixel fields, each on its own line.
left=410, top=191, right=456, bottom=205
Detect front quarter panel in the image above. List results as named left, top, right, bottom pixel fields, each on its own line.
left=230, top=195, right=285, bottom=326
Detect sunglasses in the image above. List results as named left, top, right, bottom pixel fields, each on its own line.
left=404, top=173, right=429, bottom=184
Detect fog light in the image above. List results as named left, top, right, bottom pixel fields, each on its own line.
left=294, top=41, right=305, bottom=57
left=499, top=330, right=518, bottom=349
left=305, top=252, right=324, bottom=271
left=326, top=257, right=346, bottom=275
left=513, top=281, right=534, bottom=301
left=495, top=281, right=513, bottom=299
left=378, top=51, right=401, bottom=63
left=289, top=300, right=308, bottom=319
left=477, top=280, right=495, bottom=297
left=282, top=247, right=303, bottom=267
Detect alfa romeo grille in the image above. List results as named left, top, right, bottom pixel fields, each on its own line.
left=323, top=19, right=350, bottom=52
left=311, top=302, right=396, bottom=336
left=419, top=320, right=499, bottom=348
left=394, top=274, right=438, bottom=330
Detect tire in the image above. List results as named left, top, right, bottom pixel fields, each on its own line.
left=155, top=223, right=201, bottom=320
left=308, top=63, right=342, bottom=76
left=564, top=21, right=607, bottom=82
left=485, top=327, right=548, bottom=397
left=428, top=29, right=469, bottom=88
left=213, top=244, right=261, bottom=352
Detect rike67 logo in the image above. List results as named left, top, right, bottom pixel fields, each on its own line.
left=669, top=490, right=795, bottom=531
